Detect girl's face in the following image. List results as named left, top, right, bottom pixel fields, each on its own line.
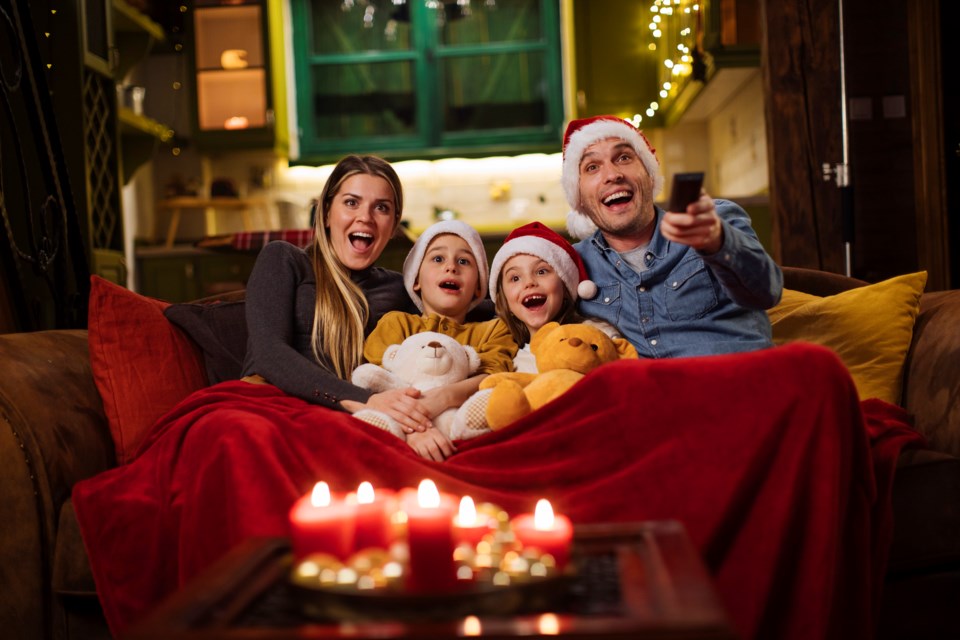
left=500, top=253, right=566, bottom=336
left=414, top=233, right=482, bottom=323
left=325, top=173, right=398, bottom=271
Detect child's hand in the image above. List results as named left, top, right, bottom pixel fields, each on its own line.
left=407, top=428, right=456, bottom=462
left=363, top=388, right=432, bottom=433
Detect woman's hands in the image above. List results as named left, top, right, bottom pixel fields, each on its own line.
left=407, top=429, right=456, bottom=461
left=343, top=388, right=433, bottom=434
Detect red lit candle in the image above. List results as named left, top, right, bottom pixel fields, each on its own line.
left=511, top=499, right=573, bottom=570
left=289, top=481, right=355, bottom=560
left=453, top=495, right=495, bottom=547
left=350, top=481, right=395, bottom=553
left=403, top=479, right=458, bottom=593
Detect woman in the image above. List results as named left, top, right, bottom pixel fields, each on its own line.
left=241, top=154, right=433, bottom=433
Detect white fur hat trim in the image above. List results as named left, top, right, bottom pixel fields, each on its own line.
left=402, top=220, right=488, bottom=312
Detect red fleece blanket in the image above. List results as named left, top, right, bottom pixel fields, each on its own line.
left=72, top=343, right=924, bottom=639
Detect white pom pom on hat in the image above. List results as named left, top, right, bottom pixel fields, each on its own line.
left=561, top=115, right=665, bottom=240
left=489, top=221, right=597, bottom=302
left=402, top=220, right=489, bottom=312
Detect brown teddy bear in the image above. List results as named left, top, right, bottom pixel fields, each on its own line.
left=480, top=322, right=638, bottom=430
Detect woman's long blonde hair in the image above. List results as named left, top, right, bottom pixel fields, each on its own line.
left=310, top=155, right=403, bottom=379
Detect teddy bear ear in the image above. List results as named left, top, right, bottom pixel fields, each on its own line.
left=530, top=321, right=561, bottom=352
left=613, top=338, right=639, bottom=360
left=463, top=345, right=481, bottom=374
left=384, top=343, right=401, bottom=365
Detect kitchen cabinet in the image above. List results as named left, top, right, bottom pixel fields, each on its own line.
left=188, top=0, right=288, bottom=153
left=290, top=0, right=563, bottom=162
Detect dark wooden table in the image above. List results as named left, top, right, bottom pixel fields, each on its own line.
left=125, top=520, right=736, bottom=639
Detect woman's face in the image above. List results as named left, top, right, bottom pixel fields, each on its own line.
left=500, top=253, right=566, bottom=336
left=325, top=173, right=398, bottom=271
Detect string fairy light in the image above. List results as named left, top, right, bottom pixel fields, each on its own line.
left=642, top=0, right=700, bottom=122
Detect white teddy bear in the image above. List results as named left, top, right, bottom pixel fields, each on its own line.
left=351, top=332, right=489, bottom=442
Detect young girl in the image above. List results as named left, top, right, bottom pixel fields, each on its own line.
left=448, top=221, right=622, bottom=439
left=360, top=220, right=517, bottom=460
left=488, top=221, right=619, bottom=372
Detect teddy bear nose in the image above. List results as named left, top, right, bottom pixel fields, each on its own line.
left=568, top=337, right=582, bottom=347
left=427, top=341, right=442, bottom=348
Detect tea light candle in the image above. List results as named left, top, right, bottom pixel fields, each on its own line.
left=350, top=481, right=395, bottom=553
left=403, top=479, right=458, bottom=593
left=453, top=495, right=495, bottom=547
left=510, top=499, right=573, bottom=570
left=289, top=481, right=355, bottom=560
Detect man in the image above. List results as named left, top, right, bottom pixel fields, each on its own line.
left=561, top=115, right=783, bottom=358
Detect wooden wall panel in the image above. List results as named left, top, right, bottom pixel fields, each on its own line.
left=760, top=0, right=845, bottom=272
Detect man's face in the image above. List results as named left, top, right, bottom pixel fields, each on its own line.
left=577, top=138, right=657, bottom=245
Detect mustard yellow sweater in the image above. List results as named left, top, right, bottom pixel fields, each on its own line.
left=363, top=311, right=518, bottom=374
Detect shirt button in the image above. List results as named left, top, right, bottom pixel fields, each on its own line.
left=616, top=260, right=622, bottom=267
left=724, top=253, right=732, bottom=261
left=672, top=281, right=679, bottom=287
left=642, top=317, right=649, bottom=323
left=639, top=286, right=646, bottom=292
left=603, top=297, right=611, bottom=303
left=650, top=339, right=658, bottom=346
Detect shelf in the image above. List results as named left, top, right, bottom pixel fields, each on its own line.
left=112, top=0, right=166, bottom=81
left=112, top=0, right=164, bottom=39
left=119, top=107, right=173, bottom=140
left=119, top=107, right=173, bottom=182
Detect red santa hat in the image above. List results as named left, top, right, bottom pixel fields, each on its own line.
left=403, top=220, right=489, bottom=312
left=489, top=221, right=598, bottom=302
left=561, top=115, right=665, bottom=240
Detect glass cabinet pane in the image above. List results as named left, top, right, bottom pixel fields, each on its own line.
left=195, top=6, right=264, bottom=69
left=438, top=0, right=541, bottom=45
left=197, top=69, right=268, bottom=129
left=441, top=52, right=546, bottom=132
left=194, top=3, right=268, bottom=132
left=310, top=0, right=413, bottom=54
left=311, top=61, right=417, bottom=139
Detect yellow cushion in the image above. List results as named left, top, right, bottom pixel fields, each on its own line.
left=767, top=271, right=927, bottom=404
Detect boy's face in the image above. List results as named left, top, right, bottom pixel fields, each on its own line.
left=501, top=253, right=566, bottom=337
left=414, top=233, right=482, bottom=323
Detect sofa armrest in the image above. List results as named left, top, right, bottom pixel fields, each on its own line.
left=903, top=291, right=960, bottom=458
left=0, top=330, right=114, bottom=638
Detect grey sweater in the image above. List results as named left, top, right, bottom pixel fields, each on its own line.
left=240, top=241, right=417, bottom=409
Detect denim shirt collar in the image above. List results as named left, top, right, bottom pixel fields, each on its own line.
left=587, top=206, right=671, bottom=263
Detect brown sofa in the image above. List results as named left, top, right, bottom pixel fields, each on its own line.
left=1, top=267, right=958, bottom=640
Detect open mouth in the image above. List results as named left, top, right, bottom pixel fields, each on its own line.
left=602, top=190, right=633, bottom=207
left=349, top=232, right=374, bottom=249
left=439, top=280, right=461, bottom=292
left=522, top=294, right=547, bottom=309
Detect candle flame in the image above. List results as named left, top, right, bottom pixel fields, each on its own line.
left=462, top=615, right=482, bottom=636
left=310, top=481, right=331, bottom=507
left=537, top=612, right=560, bottom=635
left=357, top=481, right=375, bottom=504
left=457, top=495, right=477, bottom=526
left=534, top=499, right=555, bottom=530
left=417, top=479, right=440, bottom=509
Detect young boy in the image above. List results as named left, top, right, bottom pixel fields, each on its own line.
left=361, top=220, right=517, bottom=459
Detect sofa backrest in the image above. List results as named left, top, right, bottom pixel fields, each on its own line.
left=782, top=266, right=960, bottom=457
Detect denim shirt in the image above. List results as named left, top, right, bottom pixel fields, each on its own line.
left=574, top=200, right=783, bottom=359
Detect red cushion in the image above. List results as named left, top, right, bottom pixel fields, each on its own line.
left=87, top=276, right=207, bottom=464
